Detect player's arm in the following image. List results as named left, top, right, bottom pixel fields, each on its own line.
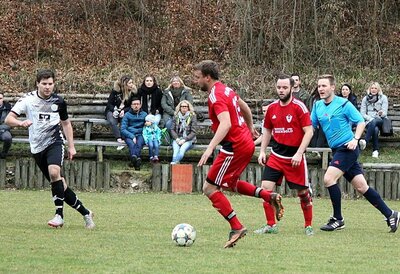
left=291, top=125, right=313, bottom=166
left=238, top=98, right=258, bottom=138
left=258, top=128, right=272, bottom=166
left=5, top=112, right=32, bottom=128
left=61, top=119, right=76, bottom=160
left=197, top=111, right=231, bottom=166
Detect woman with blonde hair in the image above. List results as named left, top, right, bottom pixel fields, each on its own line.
left=105, top=75, right=137, bottom=149
left=170, top=100, right=197, bottom=164
left=161, top=76, right=193, bottom=129
left=360, top=82, right=388, bottom=158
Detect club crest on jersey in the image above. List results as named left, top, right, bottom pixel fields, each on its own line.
left=272, top=114, right=277, bottom=119
left=286, top=114, right=293, bottom=123
left=51, top=104, right=58, bottom=111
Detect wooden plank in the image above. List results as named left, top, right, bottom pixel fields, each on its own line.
left=247, top=165, right=255, bottom=186
left=161, top=164, right=170, bottom=192
left=75, top=161, right=83, bottom=190
left=151, top=164, right=162, bottom=191
left=21, top=159, right=28, bottom=189
left=368, top=170, right=376, bottom=195
left=375, top=171, right=384, bottom=197
left=82, top=161, right=90, bottom=190
left=36, top=166, right=44, bottom=189
left=393, top=171, right=399, bottom=200
left=255, top=165, right=262, bottom=187
left=103, top=162, right=110, bottom=190
left=28, top=159, right=36, bottom=189
left=84, top=121, right=93, bottom=141
left=0, top=159, right=6, bottom=188
left=195, top=166, right=203, bottom=192
left=96, top=146, right=104, bottom=162
left=89, top=161, right=97, bottom=190
left=68, top=161, right=76, bottom=188
left=14, top=159, right=21, bottom=188
left=95, top=162, right=104, bottom=190
left=384, top=171, right=392, bottom=200
left=63, top=160, right=70, bottom=188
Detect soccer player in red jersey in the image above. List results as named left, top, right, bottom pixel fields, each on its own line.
left=193, top=60, right=284, bottom=248
left=256, top=74, right=314, bottom=236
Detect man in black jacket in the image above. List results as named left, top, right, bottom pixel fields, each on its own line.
left=0, top=92, right=12, bottom=159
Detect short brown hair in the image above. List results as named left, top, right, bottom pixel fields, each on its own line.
left=193, top=60, right=219, bottom=80
left=318, top=74, right=335, bottom=85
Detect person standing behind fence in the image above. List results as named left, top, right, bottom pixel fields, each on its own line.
left=161, top=76, right=193, bottom=129
left=291, top=73, right=310, bottom=103
left=105, top=75, right=137, bottom=150
left=5, top=69, right=95, bottom=229
left=256, top=74, right=314, bottom=236
left=254, top=101, right=269, bottom=146
left=311, top=74, right=399, bottom=233
left=142, top=114, right=161, bottom=163
left=0, top=92, right=12, bottom=159
left=137, top=75, right=163, bottom=125
left=193, top=60, right=284, bottom=248
left=121, top=97, right=147, bottom=170
left=360, top=82, right=388, bottom=158
left=170, top=100, right=197, bottom=164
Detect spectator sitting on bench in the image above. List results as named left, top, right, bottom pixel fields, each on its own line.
left=105, top=75, right=137, bottom=150
left=121, top=97, right=147, bottom=170
left=136, top=75, right=163, bottom=126
left=161, top=76, right=193, bottom=130
left=170, top=100, right=197, bottom=164
left=338, top=83, right=358, bottom=109
left=360, top=82, right=389, bottom=158
left=0, top=92, right=12, bottom=159
left=143, top=114, right=161, bottom=163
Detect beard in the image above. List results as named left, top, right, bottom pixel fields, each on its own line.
left=199, top=83, right=208, bottom=92
left=279, top=93, right=291, bottom=103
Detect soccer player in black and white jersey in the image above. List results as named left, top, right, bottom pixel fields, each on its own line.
left=5, top=69, right=95, bottom=229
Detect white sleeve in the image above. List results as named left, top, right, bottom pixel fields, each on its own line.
left=11, top=97, right=28, bottom=116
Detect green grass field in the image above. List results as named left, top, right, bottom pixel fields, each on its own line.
left=1, top=191, right=400, bottom=273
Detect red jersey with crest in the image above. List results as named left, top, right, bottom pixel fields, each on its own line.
left=263, top=98, right=311, bottom=148
left=208, top=82, right=253, bottom=150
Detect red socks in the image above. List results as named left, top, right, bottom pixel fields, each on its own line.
left=209, top=191, right=242, bottom=230
left=298, top=191, right=313, bottom=227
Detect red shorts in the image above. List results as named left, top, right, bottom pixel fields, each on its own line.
left=206, top=145, right=254, bottom=189
left=263, top=152, right=309, bottom=187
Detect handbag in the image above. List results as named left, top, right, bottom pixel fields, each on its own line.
left=380, top=117, right=393, bottom=137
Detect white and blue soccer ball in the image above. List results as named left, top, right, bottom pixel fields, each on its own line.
left=171, top=223, right=196, bottom=247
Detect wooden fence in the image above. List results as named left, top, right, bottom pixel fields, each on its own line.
left=0, top=159, right=110, bottom=191
left=1, top=159, right=400, bottom=200
left=151, top=163, right=400, bottom=200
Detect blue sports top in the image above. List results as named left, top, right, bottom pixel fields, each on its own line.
left=311, top=96, right=364, bottom=149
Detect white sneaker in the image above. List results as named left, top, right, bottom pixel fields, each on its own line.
left=372, top=150, right=379, bottom=158
left=84, top=211, right=95, bottom=229
left=116, top=145, right=125, bottom=151
left=359, top=139, right=366, bottom=150
left=48, top=214, right=64, bottom=228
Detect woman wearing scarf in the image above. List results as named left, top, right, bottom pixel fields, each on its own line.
left=136, top=75, right=163, bottom=125
left=170, top=100, right=197, bottom=164
left=360, top=82, right=389, bottom=158
left=161, top=76, right=193, bottom=129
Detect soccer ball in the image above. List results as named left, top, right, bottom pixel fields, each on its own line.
left=171, top=223, right=196, bottom=247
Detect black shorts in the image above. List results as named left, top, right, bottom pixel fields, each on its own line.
left=33, top=142, right=64, bottom=181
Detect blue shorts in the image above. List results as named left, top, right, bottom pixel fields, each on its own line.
left=330, top=145, right=363, bottom=182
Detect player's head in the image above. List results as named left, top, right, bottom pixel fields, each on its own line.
left=36, top=69, right=55, bottom=98
left=261, top=101, right=269, bottom=115
left=290, top=73, right=301, bottom=89
left=317, top=74, right=336, bottom=102
left=276, top=74, right=294, bottom=103
left=193, top=60, right=219, bottom=92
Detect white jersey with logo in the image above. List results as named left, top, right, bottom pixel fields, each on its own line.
left=11, top=90, right=68, bottom=154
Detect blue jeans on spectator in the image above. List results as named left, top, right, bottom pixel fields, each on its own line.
left=365, top=118, right=383, bottom=151
left=106, top=111, right=122, bottom=140
left=147, top=139, right=160, bottom=158
left=172, top=140, right=193, bottom=163
left=125, top=135, right=145, bottom=158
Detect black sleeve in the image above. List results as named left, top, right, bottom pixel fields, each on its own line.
left=58, top=97, right=69, bottom=121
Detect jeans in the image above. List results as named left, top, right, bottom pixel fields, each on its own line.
left=147, top=139, right=160, bottom=158
left=125, top=135, right=145, bottom=158
left=365, top=118, right=383, bottom=151
left=0, top=130, right=12, bottom=155
left=172, top=139, right=193, bottom=163
left=106, top=111, right=121, bottom=139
